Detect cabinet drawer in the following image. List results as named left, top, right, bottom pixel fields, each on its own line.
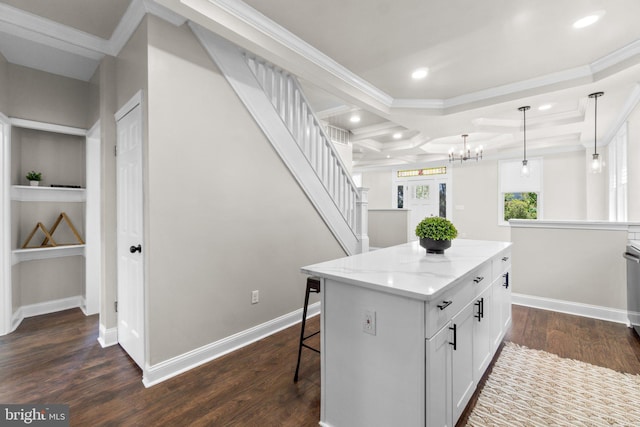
left=425, top=276, right=473, bottom=339
left=471, top=262, right=492, bottom=297
left=492, top=249, right=512, bottom=281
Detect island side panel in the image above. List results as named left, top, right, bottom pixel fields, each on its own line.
left=321, top=277, right=426, bottom=427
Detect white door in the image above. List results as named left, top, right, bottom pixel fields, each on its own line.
left=405, top=179, right=438, bottom=240
left=116, top=100, right=145, bottom=368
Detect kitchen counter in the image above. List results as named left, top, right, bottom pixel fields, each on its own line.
left=302, top=238, right=512, bottom=300
left=301, top=238, right=512, bottom=427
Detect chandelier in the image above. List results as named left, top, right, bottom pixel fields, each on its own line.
left=448, top=134, right=482, bottom=163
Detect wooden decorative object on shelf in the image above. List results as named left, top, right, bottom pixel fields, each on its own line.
left=21, top=212, right=85, bottom=249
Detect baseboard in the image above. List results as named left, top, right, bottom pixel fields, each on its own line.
left=98, top=324, right=118, bottom=348
left=10, top=295, right=83, bottom=332
left=142, top=302, right=321, bottom=387
left=512, top=293, right=629, bottom=325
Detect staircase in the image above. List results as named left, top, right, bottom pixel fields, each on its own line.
left=190, top=24, right=368, bottom=255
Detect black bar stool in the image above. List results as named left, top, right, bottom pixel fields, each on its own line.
left=293, top=276, right=321, bottom=382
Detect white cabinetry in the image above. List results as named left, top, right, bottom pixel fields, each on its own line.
left=305, top=240, right=512, bottom=427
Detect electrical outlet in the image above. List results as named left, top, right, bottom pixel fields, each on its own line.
left=251, top=290, right=259, bottom=304
left=363, top=309, right=376, bottom=335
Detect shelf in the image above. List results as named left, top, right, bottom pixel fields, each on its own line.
left=11, top=185, right=86, bottom=202
left=11, top=245, right=86, bottom=265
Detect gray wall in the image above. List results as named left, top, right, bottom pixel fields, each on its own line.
left=145, top=17, right=345, bottom=365
left=511, top=226, right=627, bottom=310
left=7, top=64, right=89, bottom=128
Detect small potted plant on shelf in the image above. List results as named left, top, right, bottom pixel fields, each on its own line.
left=25, top=171, right=42, bottom=186
left=415, top=216, right=458, bottom=254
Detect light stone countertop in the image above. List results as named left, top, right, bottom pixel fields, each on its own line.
left=301, top=239, right=512, bottom=301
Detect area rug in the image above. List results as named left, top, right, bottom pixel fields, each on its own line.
left=466, top=342, right=640, bottom=426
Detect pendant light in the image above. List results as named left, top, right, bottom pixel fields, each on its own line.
left=588, top=91, right=604, bottom=173
left=518, top=106, right=531, bottom=177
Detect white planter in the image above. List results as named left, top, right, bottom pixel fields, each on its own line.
left=29, top=181, right=39, bottom=186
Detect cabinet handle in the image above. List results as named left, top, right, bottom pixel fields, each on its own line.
left=473, top=276, right=484, bottom=283
left=502, top=256, right=509, bottom=262
left=449, top=324, right=457, bottom=350
left=437, top=300, right=452, bottom=310
left=503, top=272, right=509, bottom=288
left=474, top=297, right=485, bottom=322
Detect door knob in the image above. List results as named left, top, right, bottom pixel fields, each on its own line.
left=130, top=244, right=142, bottom=253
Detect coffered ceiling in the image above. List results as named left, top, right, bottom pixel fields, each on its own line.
left=1, top=0, right=639, bottom=170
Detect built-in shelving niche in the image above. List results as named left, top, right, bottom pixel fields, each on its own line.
left=2, top=118, right=101, bottom=333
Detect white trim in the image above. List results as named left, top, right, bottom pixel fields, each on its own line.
left=11, top=296, right=84, bottom=332
left=10, top=118, right=87, bottom=136
left=0, top=113, right=10, bottom=335
left=512, top=293, right=629, bottom=325
left=602, top=83, right=640, bottom=147
left=183, top=0, right=393, bottom=108
left=11, top=185, right=86, bottom=202
left=165, top=0, right=640, bottom=115
left=0, top=2, right=111, bottom=56
left=98, top=324, right=119, bottom=348
left=115, top=90, right=143, bottom=121
left=142, top=302, right=321, bottom=387
left=509, top=219, right=640, bottom=231
left=85, top=122, right=101, bottom=316
left=12, top=245, right=85, bottom=266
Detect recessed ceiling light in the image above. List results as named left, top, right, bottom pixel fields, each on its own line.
left=350, top=115, right=361, bottom=123
left=538, top=104, right=553, bottom=111
left=573, top=11, right=605, bottom=29
left=411, top=68, right=429, bottom=79
left=393, top=132, right=402, bottom=139
left=386, top=155, right=391, bottom=159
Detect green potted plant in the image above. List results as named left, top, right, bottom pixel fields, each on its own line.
left=25, top=171, right=42, bottom=186
left=415, top=216, right=458, bottom=254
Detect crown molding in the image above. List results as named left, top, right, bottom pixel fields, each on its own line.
left=0, top=0, right=186, bottom=67
left=0, top=3, right=110, bottom=58
left=591, top=38, right=640, bottom=74
left=602, top=83, right=640, bottom=145
left=181, top=0, right=394, bottom=108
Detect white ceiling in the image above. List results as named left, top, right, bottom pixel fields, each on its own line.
left=1, top=0, right=639, bottom=170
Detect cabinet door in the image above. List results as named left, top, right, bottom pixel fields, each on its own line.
left=491, top=268, right=512, bottom=350
left=451, top=301, right=475, bottom=423
left=473, top=285, right=493, bottom=382
left=500, top=268, right=512, bottom=331
left=426, top=323, right=452, bottom=427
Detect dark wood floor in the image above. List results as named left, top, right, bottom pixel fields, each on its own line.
left=2, top=305, right=640, bottom=426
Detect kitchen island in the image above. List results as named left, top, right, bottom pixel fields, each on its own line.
left=301, top=239, right=512, bottom=427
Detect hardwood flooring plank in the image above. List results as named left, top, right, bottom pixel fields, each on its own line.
left=3, top=306, right=640, bottom=426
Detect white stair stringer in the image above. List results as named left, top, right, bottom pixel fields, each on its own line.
left=190, top=23, right=366, bottom=255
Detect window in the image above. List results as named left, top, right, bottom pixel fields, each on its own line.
left=504, top=192, right=538, bottom=221
left=498, top=158, right=543, bottom=225
left=609, top=124, right=627, bottom=221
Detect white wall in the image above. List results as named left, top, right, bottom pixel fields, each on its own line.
left=362, top=170, right=393, bottom=209
left=368, top=209, right=410, bottom=248
left=451, top=160, right=510, bottom=242
left=628, top=104, right=640, bottom=221
left=145, top=17, right=345, bottom=365
left=543, top=150, right=586, bottom=220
